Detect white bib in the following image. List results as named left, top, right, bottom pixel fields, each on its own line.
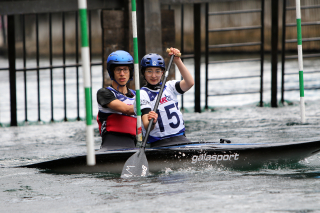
left=140, top=81, right=185, bottom=143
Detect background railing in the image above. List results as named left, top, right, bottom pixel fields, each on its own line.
left=1, top=0, right=320, bottom=126
left=171, top=0, right=320, bottom=111
left=1, top=11, right=103, bottom=126
left=205, top=0, right=265, bottom=108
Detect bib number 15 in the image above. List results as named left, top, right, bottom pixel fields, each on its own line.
left=156, top=103, right=180, bottom=132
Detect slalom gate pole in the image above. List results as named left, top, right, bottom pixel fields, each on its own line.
left=131, top=0, right=143, bottom=143
left=78, top=0, right=96, bottom=165
left=295, top=0, right=306, bottom=123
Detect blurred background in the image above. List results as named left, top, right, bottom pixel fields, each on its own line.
left=0, top=0, right=319, bottom=126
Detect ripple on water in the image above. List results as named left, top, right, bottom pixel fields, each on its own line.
left=1, top=101, right=320, bottom=212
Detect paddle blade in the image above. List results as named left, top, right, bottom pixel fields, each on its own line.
left=121, top=149, right=149, bottom=178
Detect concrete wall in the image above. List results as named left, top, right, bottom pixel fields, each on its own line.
left=1, top=0, right=320, bottom=56
left=167, top=0, right=320, bottom=53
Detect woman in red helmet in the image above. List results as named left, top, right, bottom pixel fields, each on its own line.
left=139, top=48, right=194, bottom=147
left=97, top=50, right=137, bottom=150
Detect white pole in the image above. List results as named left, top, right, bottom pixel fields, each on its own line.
left=295, top=0, right=306, bottom=123
left=131, top=0, right=143, bottom=143
left=78, top=0, right=95, bottom=165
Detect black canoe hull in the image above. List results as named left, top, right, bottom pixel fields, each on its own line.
left=23, top=140, right=320, bottom=174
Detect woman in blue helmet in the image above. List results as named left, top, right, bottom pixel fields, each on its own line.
left=97, top=50, right=137, bottom=150
left=139, top=47, right=194, bottom=147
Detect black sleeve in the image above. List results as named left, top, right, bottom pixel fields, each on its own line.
left=175, top=81, right=185, bottom=94
left=97, top=88, right=116, bottom=107
left=141, top=108, right=151, bottom=116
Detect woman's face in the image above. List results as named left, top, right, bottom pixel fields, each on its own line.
left=144, top=67, right=163, bottom=85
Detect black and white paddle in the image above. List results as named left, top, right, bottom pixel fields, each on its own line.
left=121, top=49, right=180, bottom=178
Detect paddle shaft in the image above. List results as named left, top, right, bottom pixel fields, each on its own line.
left=121, top=52, right=178, bottom=178
left=141, top=54, right=175, bottom=149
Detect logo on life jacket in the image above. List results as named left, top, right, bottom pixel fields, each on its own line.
left=160, top=94, right=173, bottom=104
left=141, top=99, right=149, bottom=106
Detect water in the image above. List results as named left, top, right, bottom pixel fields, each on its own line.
left=1, top=103, right=320, bottom=212
left=1, top=55, right=320, bottom=212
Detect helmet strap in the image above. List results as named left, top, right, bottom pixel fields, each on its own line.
left=145, top=81, right=162, bottom=90
left=111, top=80, right=128, bottom=95
left=114, top=80, right=126, bottom=87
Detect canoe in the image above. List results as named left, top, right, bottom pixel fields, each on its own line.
left=22, top=140, right=320, bottom=174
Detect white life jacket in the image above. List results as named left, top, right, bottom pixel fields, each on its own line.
left=140, top=80, right=185, bottom=143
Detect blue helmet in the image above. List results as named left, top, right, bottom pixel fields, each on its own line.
left=140, top=53, right=165, bottom=75
left=107, top=50, right=134, bottom=80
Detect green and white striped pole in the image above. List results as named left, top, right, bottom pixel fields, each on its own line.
left=131, top=0, right=143, bottom=142
left=78, top=0, right=96, bottom=165
left=295, top=0, right=306, bottom=123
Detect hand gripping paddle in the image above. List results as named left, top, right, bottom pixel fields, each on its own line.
left=121, top=49, right=180, bottom=178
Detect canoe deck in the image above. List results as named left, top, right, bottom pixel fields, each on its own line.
left=22, top=140, right=320, bottom=174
